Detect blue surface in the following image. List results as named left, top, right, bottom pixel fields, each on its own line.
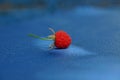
left=33, top=39, right=94, bottom=56
left=0, top=6, right=120, bottom=80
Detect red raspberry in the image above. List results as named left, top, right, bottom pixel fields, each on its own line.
left=29, top=28, right=72, bottom=49
left=54, top=30, right=72, bottom=49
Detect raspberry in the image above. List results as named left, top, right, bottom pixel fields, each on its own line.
left=55, top=30, right=71, bottom=49
left=29, top=28, right=72, bottom=49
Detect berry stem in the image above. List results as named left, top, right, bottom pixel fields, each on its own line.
left=49, top=28, right=55, bottom=34
left=28, top=33, right=53, bottom=40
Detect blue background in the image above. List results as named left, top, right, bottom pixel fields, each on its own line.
left=0, top=0, right=120, bottom=80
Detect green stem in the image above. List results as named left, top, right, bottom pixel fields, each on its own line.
left=28, top=33, right=53, bottom=40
